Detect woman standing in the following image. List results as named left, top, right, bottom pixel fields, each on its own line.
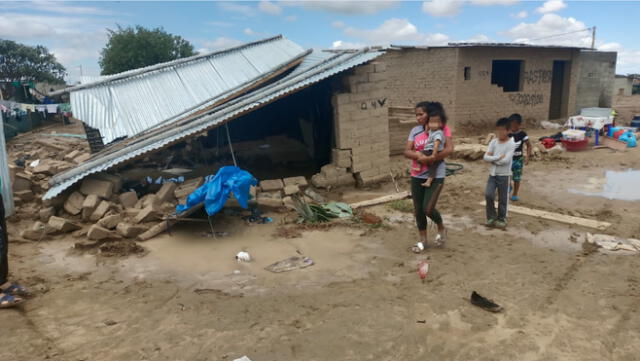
left=403, top=101, right=453, bottom=252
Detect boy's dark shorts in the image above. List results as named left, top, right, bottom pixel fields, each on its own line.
left=512, top=156, right=524, bottom=182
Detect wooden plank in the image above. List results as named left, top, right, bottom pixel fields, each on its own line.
left=479, top=201, right=611, bottom=230
left=351, top=191, right=410, bottom=209
left=601, top=136, right=627, bottom=152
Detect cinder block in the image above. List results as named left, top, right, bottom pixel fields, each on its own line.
left=331, top=148, right=352, bottom=169
left=259, top=179, right=284, bottom=192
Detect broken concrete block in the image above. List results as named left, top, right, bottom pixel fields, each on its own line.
left=74, top=153, right=91, bottom=164
left=174, top=177, right=204, bottom=200
left=118, top=191, right=138, bottom=208
left=48, top=216, right=81, bottom=233
left=90, top=201, right=112, bottom=222
left=64, top=149, right=81, bottom=161
left=156, top=182, right=178, bottom=203
left=92, top=173, right=122, bottom=193
left=32, top=162, right=57, bottom=175
left=14, top=190, right=34, bottom=202
left=259, top=179, right=284, bottom=192
left=124, top=208, right=141, bottom=219
left=259, top=191, right=282, bottom=199
left=87, top=225, right=115, bottom=240
left=331, top=149, right=352, bottom=169
left=74, top=239, right=102, bottom=250
left=39, top=207, right=55, bottom=222
left=256, top=196, right=283, bottom=209
left=98, top=214, right=122, bottom=230
left=137, top=221, right=168, bottom=241
left=283, top=185, right=300, bottom=196
left=283, top=176, right=308, bottom=188
left=134, top=205, right=161, bottom=224
left=82, top=194, right=100, bottom=220
left=21, top=221, right=47, bottom=240
left=13, top=173, right=32, bottom=192
left=116, top=223, right=147, bottom=238
left=80, top=178, right=113, bottom=199
left=282, top=196, right=295, bottom=210
left=72, top=228, right=89, bottom=238
left=311, top=173, right=331, bottom=189
left=63, top=191, right=85, bottom=215
left=141, top=194, right=161, bottom=209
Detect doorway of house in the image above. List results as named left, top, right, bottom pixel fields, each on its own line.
left=549, top=60, right=569, bottom=120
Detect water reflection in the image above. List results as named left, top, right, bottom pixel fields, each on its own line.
left=570, top=170, right=640, bottom=201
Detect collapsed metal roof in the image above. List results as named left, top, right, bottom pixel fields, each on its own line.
left=44, top=48, right=384, bottom=200
left=55, top=35, right=308, bottom=144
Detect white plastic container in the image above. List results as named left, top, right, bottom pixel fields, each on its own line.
left=562, top=129, right=586, bottom=141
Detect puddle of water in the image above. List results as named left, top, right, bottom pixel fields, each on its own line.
left=570, top=170, right=640, bottom=201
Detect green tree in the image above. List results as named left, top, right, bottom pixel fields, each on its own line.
left=0, top=39, right=66, bottom=83
left=99, top=25, right=196, bottom=75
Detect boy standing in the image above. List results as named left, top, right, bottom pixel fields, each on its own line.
left=508, top=113, right=531, bottom=201
left=484, top=118, right=516, bottom=229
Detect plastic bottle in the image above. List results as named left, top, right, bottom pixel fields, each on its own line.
left=418, top=261, right=429, bottom=279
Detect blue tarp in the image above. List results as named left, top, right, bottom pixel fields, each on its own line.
left=176, top=166, right=257, bottom=216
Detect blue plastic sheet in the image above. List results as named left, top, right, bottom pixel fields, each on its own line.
left=176, top=166, right=257, bottom=216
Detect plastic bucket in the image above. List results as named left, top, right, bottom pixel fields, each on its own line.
left=561, top=138, right=589, bottom=151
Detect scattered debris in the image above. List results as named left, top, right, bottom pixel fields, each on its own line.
left=418, top=260, right=429, bottom=279
left=470, top=291, right=503, bottom=313
left=99, top=240, right=146, bottom=257
left=585, top=233, right=640, bottom=252
left=541, top=120, right=562, bottom=130
left=236, top=251, right=251, bottom=262
left=360, top=212, right=382, bottom=225
left=265, top=256, right=314, bottom=273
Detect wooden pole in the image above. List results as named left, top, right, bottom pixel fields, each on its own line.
left=591, top=26, right=596, bottom=49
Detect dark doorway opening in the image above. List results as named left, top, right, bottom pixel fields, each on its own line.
left=549, top=60, right=569, bottom=120
left=491, top=60, right=523, bottom=92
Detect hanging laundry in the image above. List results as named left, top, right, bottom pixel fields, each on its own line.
left=46, top=104, right=58, bottom=113
left=23, top=104, right=36, bottom=112
left=36, top=105, right=47, bottom=113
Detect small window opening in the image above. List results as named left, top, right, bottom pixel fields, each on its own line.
left=491, top=60, right=523, bottom=92
left=464, top=66, right=471, bottom=80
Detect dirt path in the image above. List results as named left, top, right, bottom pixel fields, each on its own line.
left=3, top=137, right=640, bottom=361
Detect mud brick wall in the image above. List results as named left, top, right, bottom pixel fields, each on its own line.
left=453, top=47, right=580, bottom=129
left=383, top=48, right=459, bottom=123
left=331, top=61, right=390, bottom=185
left=574, top=50, right=617, bottom=112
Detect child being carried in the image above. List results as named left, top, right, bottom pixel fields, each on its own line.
left=417, top=114, right=446, bottom=187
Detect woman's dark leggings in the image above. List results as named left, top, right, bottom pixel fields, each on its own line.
left=0, top=194, right=8, bottom=285
left=411, top=177, right=444, bottom=231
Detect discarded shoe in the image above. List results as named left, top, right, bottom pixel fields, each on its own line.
left=470, top=291, right=503, bottom=313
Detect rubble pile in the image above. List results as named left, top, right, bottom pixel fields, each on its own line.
left=256, top=176, right=317, bottom=210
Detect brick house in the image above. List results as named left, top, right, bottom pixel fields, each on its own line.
left=324, top=44, right=616, bottom=185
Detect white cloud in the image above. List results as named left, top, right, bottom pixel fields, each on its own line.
left=596, top=43, right=640, bottom=75
left=332, top=20, right=345, bottom=28
left=285, top=15, right=298, bottom=22
left=258, top=1, right=282, bottom=15
left=201, top=37, right=244, bottom=52
left=470, top=0, right=518, bottom=5
left=504, top=13, right=590, bottom=46
left=343, top=18, right=450, bottom=46
left=332, top=40, right=366, bottom=49
left=207, top=21, right=234, bottom=27
left=465, top=34, right=491, bottom=42
left=282, top=1, right=398, bottom=15
left=511, top=10, right=528, bottom=19
left=422, top=0, right=462, bottom=17
left=244, top=28, right=256, bottom=36
left=218, top=2, right=256, bottom=17
left=536, top=0, right=566, bottom=14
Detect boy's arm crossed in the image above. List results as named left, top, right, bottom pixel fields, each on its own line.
left=483, top=140, right=500, bottom=163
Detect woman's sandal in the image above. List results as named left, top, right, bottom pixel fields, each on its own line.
left=435, top=229, right=447, bottom=247
left=409, top=242, right=426, bottom=254
left=0, top=293, right=23, bottom=309
left=1, top=283, right=29, bottom=297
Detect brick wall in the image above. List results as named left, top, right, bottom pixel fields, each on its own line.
left=328, top=61, right=391, bottom=186
left=574, top=51, right=617, bottom=113
left=452, top=47, right=580, bottom=130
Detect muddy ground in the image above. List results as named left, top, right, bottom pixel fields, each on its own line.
left=3, top=128, right=640, bottom=361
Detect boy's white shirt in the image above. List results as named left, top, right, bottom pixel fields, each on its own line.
left=483, top=138, right=516, bottom=176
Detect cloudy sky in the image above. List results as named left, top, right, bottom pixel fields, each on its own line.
left=1, top=0, right=638, bottom=82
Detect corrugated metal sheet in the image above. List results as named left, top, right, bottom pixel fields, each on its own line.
left=45, top=49, right=384, bottom=200
left=66, top=35, right=307, bottom=144
left=0, top=112, right=15, bottom=216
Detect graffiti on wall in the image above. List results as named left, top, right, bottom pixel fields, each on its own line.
left=478, top=70, right=490, bottom=78
left=360, top=98, right=387, bottom=110
left=508, top=93, right=544, bottom=107
left=523, top=69, right=552, bottom=85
